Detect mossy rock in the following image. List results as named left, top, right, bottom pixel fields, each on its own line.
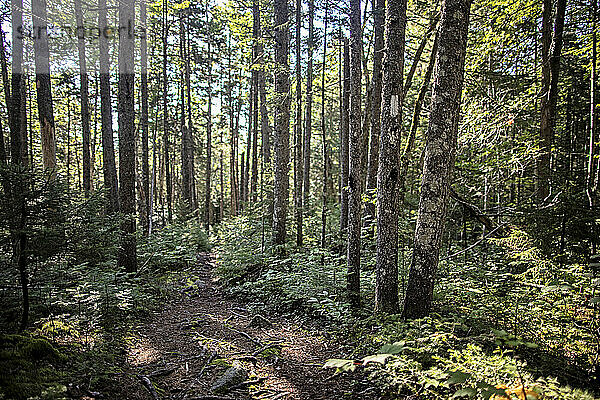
left=0, top=335, right=66, bottom=400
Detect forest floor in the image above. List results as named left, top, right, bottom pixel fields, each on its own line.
left=105, top=253, right=377, bottom=400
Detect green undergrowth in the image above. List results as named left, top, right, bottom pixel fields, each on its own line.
left=213, top=207, right=599, bottom=399
left=0, top=179, right=209, bottom=400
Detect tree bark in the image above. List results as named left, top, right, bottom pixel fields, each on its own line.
left=99, top=0, right=119, bottom=213
left=10, top=0, right=24, bottom=164
left=347, top=0, right=363, bottom=309
left=32, top=0, right=56, bottom=172
left=402, top=0, right=471, bottom=319
left=538, top=0, right=567, bottom=201
left=205, top=40, right=213, bottom=230
left=364, top=0, right=385, bottom=222
left=272, top=0, right=290, bottom=249
left=589, top=0, right=598, bottom=209
left=228, top=35, right=239, bottom=216
left=320, top=4, right=329, bottom=249
left=181, top=15, right=193, bottom=216
left=375, top=0, right=407, bottom=314
left=117, top=0, right=137, bottom=273
left=302, top=0, right=314, bottom=209
left=339, top=39, right=350, bottom=238
left=294, top=0, right=303, bottom=246
left=163, top=0, right=173, bottom=223
left=0, top=24, right=10, bottom=164
left=141, top=0, right=150, bottom=234
left=75, top=0, right=91, bottom=196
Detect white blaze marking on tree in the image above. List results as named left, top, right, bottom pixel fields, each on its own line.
left=391, top=94, right=399, bottom=117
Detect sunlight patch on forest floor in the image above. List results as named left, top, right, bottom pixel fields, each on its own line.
left=105, top=253, right=375, bottom=400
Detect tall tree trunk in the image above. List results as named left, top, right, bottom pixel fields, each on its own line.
left=251, top=72, right=259, bottom=202
left=538, top=0, right=567, bottom=201
left=205, top=41, right=213, bottom=230
left=99, top=0, right=119, bottom=213
left=272, top=0, right=290, bottom=248
left=117, top=0, right=137, bottom=273
left=398, top=33, right=438, bottom=207
left=320, top=4, right=329, bottom=249
left=228, top=36, right=239, bottom=216
left=243, top=77, right=253, bottom=205
left=302, top=0, right=314, bottom=208
left=186, top=17, right=197, bottom=214
left=347, top=0, right=363, bottom=309
left=181, top=16, right=193, bottom=215
left=75, top=0, right=91, bottom=196
left=10, top=0, right=23, bottom=163
left=375, top=0, right=407, bottom=314
left=32, top=0, right=56, bottom=172
left=10, top=0, right=29, bottom=332
left=402, top=0, right=471, bottom=319
left=0, top=24, right=11, bottom=165
left=339, top=38, right=350, bottom=238
left=364, top=0, right=385, bottom=222
left=589, top=0, right=598, bottom=253
left=163, top=0, right=173, bottom=223
left=403, top=20, right=437, bottom=98
left=256, top=0, right=270, bottom=190
left=294, top=0, right=304, bottom=246
left=141, top=0, right=150, bottom=235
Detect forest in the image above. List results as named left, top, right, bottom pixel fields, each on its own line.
left=0, top=0, right=599, bottom=398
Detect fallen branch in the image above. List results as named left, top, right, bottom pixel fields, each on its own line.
left=449, top=187, right=503, bottom=237
left=252, top=342, right=283, bottom=357
left=198, top=351, right=218, bottom=378
left=139, top=375, right=159, bottom=400
left=225, top=325, right=262, bottom=346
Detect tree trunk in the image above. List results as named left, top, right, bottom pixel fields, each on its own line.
left=181, top=16, right=193, bottom=216
left=9, top=0, right=29, bottom=332
left=243, top=77, right=253, bottom=205
left=251, top=71, right=259, bottom=202
left=205, top=40, right=213, bottom=231
left=589, top=0, right=598, bottom=208
left=99, top=0, right=119, bottom=213
left=340, top=39, right=350, bottom=238
left=302, top=0, right=314, bottom=208
left=538, top=0, right=567, bottom=201
left=375, top=0, right=407, bottom=314
left=272, top=0, right=290, bottom=249
left=398, top=33, right=438, bottom=207
left=117, top=0, right=137, bottom=273
left=364, top=0, right=385, bottom=222
left=140, top=0, right=150, bottom=234
left=75, top=0, right=91, bottom=196
left=402, top=0, right=471, bottom=319
left=228, top=36, right=239, bottom=216
left=294, top=0, right=304, bottom=246
left=347, top=0, right=363, bottom=309
left=0, top=24, right=10, bottom=165
left=403, top=20, right=437, bottom=98
left=163, top=0, right=173, bottom=223
left=186, top=17, right=197, bottom=214
left=32, top=0, right=56, bottom=172
left=320, top=4, right=329, bottom=249
left=10, top=0, right=23, bottom=164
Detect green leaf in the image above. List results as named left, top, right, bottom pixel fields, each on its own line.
left=590, top=297, right=600, bottom=304
left=362, top=353, right=392, bottom=365
left=323, top=358, right=357, bottom=372
left=446, top=371, right=472, bottom=385
left=452, top=387, right=476, bottom=398
left=378, top=341, right=407, bottom=354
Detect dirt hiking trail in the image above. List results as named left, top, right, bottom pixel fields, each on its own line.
left=107, top=253, right=379, bottom=400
